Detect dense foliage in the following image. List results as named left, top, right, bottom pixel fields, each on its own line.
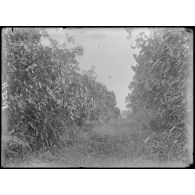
left=3, top=28, right=119, bottom=164
left=125, top=28, right=193, bottom=163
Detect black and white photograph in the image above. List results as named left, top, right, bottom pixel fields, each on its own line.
left=1, top=27, right=193, bottom=168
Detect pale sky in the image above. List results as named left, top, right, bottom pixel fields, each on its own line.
left=47, top=28, right=143, bottom=111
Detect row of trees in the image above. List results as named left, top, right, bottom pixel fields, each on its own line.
left=3, top=28, right=119, bottom=162
left=125, top=28, right=193, bottom=163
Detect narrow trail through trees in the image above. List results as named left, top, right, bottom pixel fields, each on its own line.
left=2, top=28, right=192, bottom=167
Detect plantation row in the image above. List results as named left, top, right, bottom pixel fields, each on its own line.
left=125, top=28, right=193, bottom=164
left=2, top=29, right=120, bottom=165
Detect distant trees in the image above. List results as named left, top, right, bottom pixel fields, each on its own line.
left=126, top=28, right=193, bottom=163
left=3, top=28, right=120, bottom=163
left=62, top=66, right=120, bottom=126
